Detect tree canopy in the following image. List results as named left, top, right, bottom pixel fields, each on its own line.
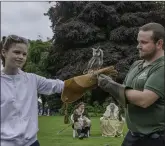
left=45, top=1, right=165, bottom=82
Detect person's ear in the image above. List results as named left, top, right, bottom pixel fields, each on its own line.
left=1, top=49, right=6, bottom=58
left=156, top=39, right=163, bottom=50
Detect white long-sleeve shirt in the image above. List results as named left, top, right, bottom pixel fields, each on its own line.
left=1, top=69, right=64, bottom=146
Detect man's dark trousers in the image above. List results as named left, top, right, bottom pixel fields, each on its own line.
left=121, top=130, right=165, bottom=146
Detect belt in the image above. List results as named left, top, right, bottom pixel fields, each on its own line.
left=130, top=130, right=165, bottom=139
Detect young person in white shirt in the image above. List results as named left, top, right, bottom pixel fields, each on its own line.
left=1, top=35, right=64, bottom=146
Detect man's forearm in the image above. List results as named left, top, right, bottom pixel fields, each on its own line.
left=125, top=89, right=146, bottom=107
left=125, top=89, right=159, bottom=108
left=98, top=74, right=159, bottom=108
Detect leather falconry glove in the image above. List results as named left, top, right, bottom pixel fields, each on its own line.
left=98, top=74, right=131, bottom=107
left=61, top=66, right=118, bottom=104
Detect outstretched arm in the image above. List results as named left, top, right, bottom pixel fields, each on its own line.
left=35, top=74, right=64, bottom=95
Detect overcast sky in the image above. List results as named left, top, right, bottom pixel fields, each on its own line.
left=1, top=2, right=55, bottom=41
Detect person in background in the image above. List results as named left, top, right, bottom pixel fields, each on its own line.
left=72, top=102, right=91, bottom=139
left=100, top=102, right=124, bottom=137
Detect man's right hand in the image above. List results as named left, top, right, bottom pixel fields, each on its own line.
left=98, top=74, right=115, bottom=93
left=98, top=74, right=127, bottom=107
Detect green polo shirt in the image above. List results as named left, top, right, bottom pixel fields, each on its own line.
left=124, top=56, right=164, bottom=134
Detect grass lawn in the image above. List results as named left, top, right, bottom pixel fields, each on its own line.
left=38, top=116, right=128, bottom=146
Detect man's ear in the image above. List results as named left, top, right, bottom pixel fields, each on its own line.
left=156, top=39, right=163, bottom=50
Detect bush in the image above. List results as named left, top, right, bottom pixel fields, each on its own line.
left=88, top=112, right=103, bottom=117
left=59, top=103, right=75, bottom=115
left=86, top=105, right=95, bottom=112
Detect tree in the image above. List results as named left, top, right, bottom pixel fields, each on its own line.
left=24, top=39, right=51, bottom=77
left=24, top=39, right=60, bottom=114
left=45, top=1, right=165, bottom=104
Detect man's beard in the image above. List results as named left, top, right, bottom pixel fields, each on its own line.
left=139, top=48, right=156, bottom=60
